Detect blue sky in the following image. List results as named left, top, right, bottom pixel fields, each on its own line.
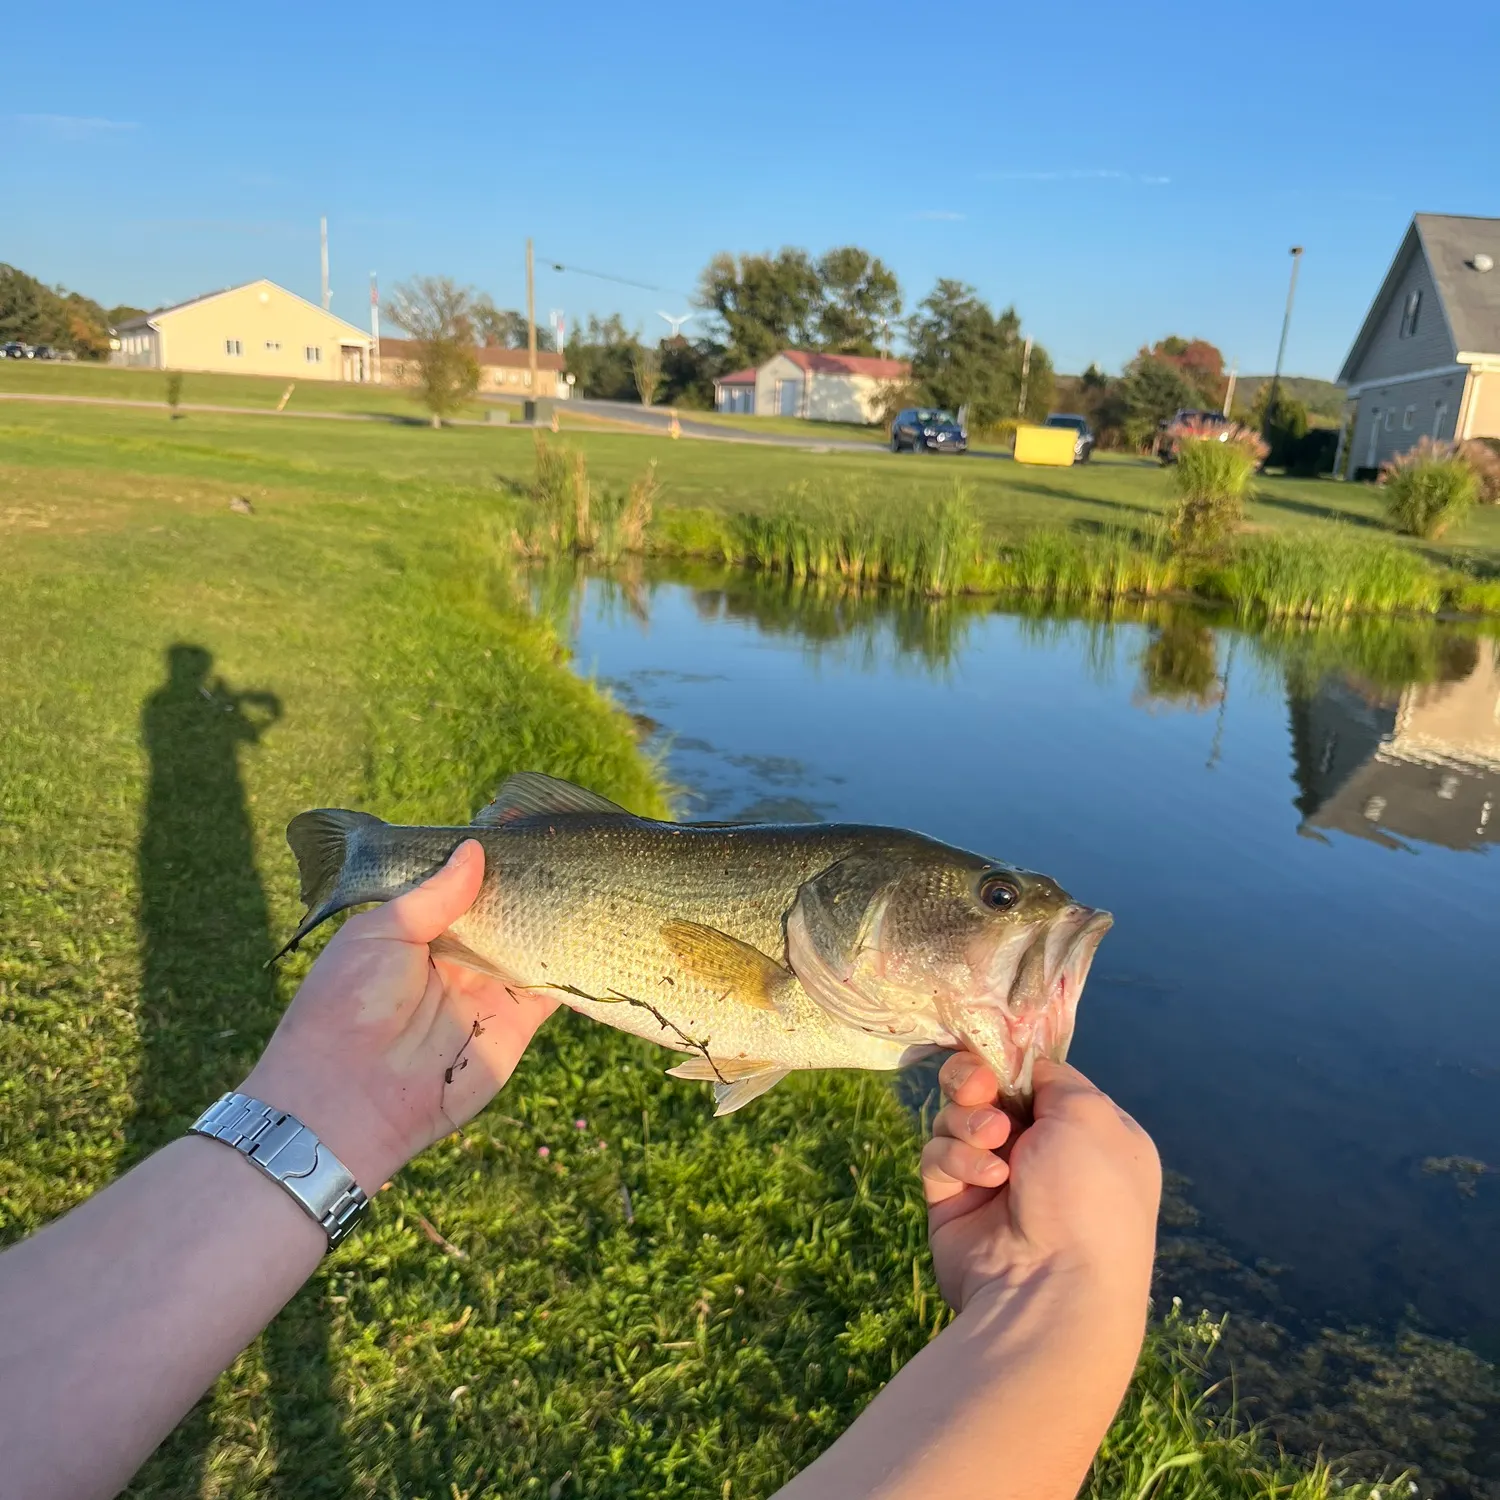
left=4, top=0, right=1497, bottom=378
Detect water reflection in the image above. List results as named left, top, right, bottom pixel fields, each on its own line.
left=1292, top=638, right=1500, bottom=853
left=542, top=561, right=1500, bottom=1353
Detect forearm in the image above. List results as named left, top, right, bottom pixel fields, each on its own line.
left=778, top=1265, right=1146, bottom=1500
left=0, top=1136, right=326, bottom=1500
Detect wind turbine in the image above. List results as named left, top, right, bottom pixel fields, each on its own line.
left=658, top=310, right=693, bottom=339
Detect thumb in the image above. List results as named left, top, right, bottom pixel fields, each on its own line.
left=367, top=839, right=486, bottom=945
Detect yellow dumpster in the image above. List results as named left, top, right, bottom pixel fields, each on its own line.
left=1013, top=423, right=1076, bottom=466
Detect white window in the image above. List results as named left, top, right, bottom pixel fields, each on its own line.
left=1403, top=405, right=1416, bottom=430
left=1399, top=289, right=1422, bottom=339
left=305, top=345, right=321, bottom=363
left=1434, top=402, right=1449, bottom=437
left=224, top=338, right=242, bottom=356
left=265, top=340, right=281, bottom=352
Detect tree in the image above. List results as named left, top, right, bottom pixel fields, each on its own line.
left=907, top=280, right=1050, bottom=430
left=696, top=249, right=820, bottom=366
left=1119, top=352, right=1196, bottom=446
left=656, top=336, right=724, bottom=410
left=0, top=264, right=111, bottom=357
left=107, top=304, right=147, bottom=327
left=564, top=314, right=639, bottom=401
left=388, top=276, right=480, bottom=427
left=631, top=343, right=662, bottom=406
left=1251, top=383, right=1310, bottom=467
left=471, top=295, right=554, bottom=352
left=814, top=246, right=901, bottom=355
left=1142, top=336, right=1225, bottom=410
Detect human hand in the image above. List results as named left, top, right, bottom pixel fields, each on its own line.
left=243, top=840, right=556, bottom=1195
left=920, top=1053, right=1161, bottom=1313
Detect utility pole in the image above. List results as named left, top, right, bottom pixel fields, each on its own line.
left=369, top=272, right=380, bottom=384
left=1017, top=335, right=1034, bottom=418
left=526, top=237, right=537, bottom=396
left=320, top=217, right=331, bottom=310
left=1223, top=360, right=1238, bottom=416
left=1263, top=246, right=1304, bottom=438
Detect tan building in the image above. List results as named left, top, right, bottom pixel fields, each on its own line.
left=712, top=350, right=911, bottom=423
left=113, top=279, right=374, bottom=381
left=1338, top=214, right=1500, bottom=474
left=1293, top=638, right=1500, bottom=852
left=379, top=338, right=568, bottom=399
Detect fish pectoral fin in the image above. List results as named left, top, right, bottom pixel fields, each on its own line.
left=660, top=920, right=796, bottom=1017
left=472, top=772, right=631, bottom=826
left=664, top=1056, right=791, bottom=1116
left=429, top=931, right=515, bottom=983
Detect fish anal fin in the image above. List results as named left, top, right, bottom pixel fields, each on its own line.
left=666, top=1054, right=777, bottom=1083
left=429, top=931, right=515, bottom=983
left=665, top=1056, right=790, bottom=1114
left=660, top=920, right=791, bottom=1015
left=472, top=772, right=630, bottom=826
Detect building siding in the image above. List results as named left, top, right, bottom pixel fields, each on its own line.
left=1349, top=369, right=1467, bottom=471
left=1462, top=369, right=1500, bottom=439
left=1347, top=246, right=1457, bottom=386
left=117, top=282, right=372, bottom=380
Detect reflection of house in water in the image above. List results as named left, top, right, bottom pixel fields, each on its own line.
left=1290, top=640, right=1500, bottom=852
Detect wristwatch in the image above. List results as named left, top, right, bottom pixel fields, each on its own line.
left=190, top=1092, right=369, bottom=1249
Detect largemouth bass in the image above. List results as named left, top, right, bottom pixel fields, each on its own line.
left=278, top=773, right=1111, bottom=1113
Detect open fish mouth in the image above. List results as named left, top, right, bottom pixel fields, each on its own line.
left=967, top=905, right=1113, bottom=1098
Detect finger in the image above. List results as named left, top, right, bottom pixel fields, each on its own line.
left=932, top=1099, right=1012, bottom=1152
left=939, top=1050, right=1002, bottom=1108
left=364, top=840, right=485, bottom=945
left=921, top=1136, right=1009, bottom=1205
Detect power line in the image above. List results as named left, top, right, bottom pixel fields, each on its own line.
left=545, top=258, right=694, bottom=301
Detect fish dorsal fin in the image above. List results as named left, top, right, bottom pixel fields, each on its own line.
left=472, top=772, right=630, bottom=826
left=660, top=920, right=791, bottom=1014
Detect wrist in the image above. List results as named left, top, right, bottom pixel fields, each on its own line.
left=961, top=1253, right=1150, bottom=1353
left=237, top=1059, right=405, bottom=1197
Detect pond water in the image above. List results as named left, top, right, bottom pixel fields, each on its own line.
left=545, top=564, right=1500, bottom=1352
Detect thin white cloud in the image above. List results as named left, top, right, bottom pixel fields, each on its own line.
left=912, top=210, right=966, bottom=221
left=979, top=168, right=1170, bottom=186
left=15, top=113, right=138, bottom=141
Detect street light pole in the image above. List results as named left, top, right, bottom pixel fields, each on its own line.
left=1264, top=245, right=1304, bottom=438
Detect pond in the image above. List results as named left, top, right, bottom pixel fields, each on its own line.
left=539, top=562, right=1500, bottom=1353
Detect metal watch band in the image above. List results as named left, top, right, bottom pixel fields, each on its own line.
left=190, top=1092, right=369, bottom=1249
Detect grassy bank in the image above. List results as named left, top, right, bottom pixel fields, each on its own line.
left=0, top=414, right=1403, bottom=1496
left=522, top=442, right=1500, bottom=619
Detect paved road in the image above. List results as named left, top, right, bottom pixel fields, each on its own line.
left=0, top=388, right=1011, bottom=460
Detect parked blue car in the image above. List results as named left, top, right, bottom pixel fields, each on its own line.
left=890, top=407, right=968, bottom=454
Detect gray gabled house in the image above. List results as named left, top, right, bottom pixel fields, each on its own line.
left=1338, top=213, right=1500, bottom=474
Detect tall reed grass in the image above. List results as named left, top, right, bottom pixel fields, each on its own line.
left=516, top=438, right=1490, bottom=619
left=1202, top=531, right=1444, bottom=619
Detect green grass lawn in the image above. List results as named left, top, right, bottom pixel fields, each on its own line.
left=676, top=410, right=889, bottom=444
left=0, top=357, right=511, bottom=422
left=0, top=398, right=1425, bottom=1497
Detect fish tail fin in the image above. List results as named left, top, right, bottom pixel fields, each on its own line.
left=270, top=809, right=386, bottom=964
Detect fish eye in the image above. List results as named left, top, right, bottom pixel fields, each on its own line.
left=978, top=873, right=1021, bottom=911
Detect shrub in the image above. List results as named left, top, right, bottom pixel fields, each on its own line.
left=164, top=372, right=183, bottom=414
left=1458, top=438, right=1500, bottom=504
left=1167, top=423, right=1267, bottom=553
left=1380, top=437, right=1478, bottom=538
left=1284, top=427, right=1341, bottom=478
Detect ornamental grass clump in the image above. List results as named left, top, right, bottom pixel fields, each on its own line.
left=1167, top=423, right=1268, bottom=554
left=1380, top=437, right=1478, bottom=539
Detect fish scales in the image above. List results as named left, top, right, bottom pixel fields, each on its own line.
left=278, top=772, right=1113, bottom=1110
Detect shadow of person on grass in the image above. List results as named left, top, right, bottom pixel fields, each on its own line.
left=130, top=644, right=354, bottom=1499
